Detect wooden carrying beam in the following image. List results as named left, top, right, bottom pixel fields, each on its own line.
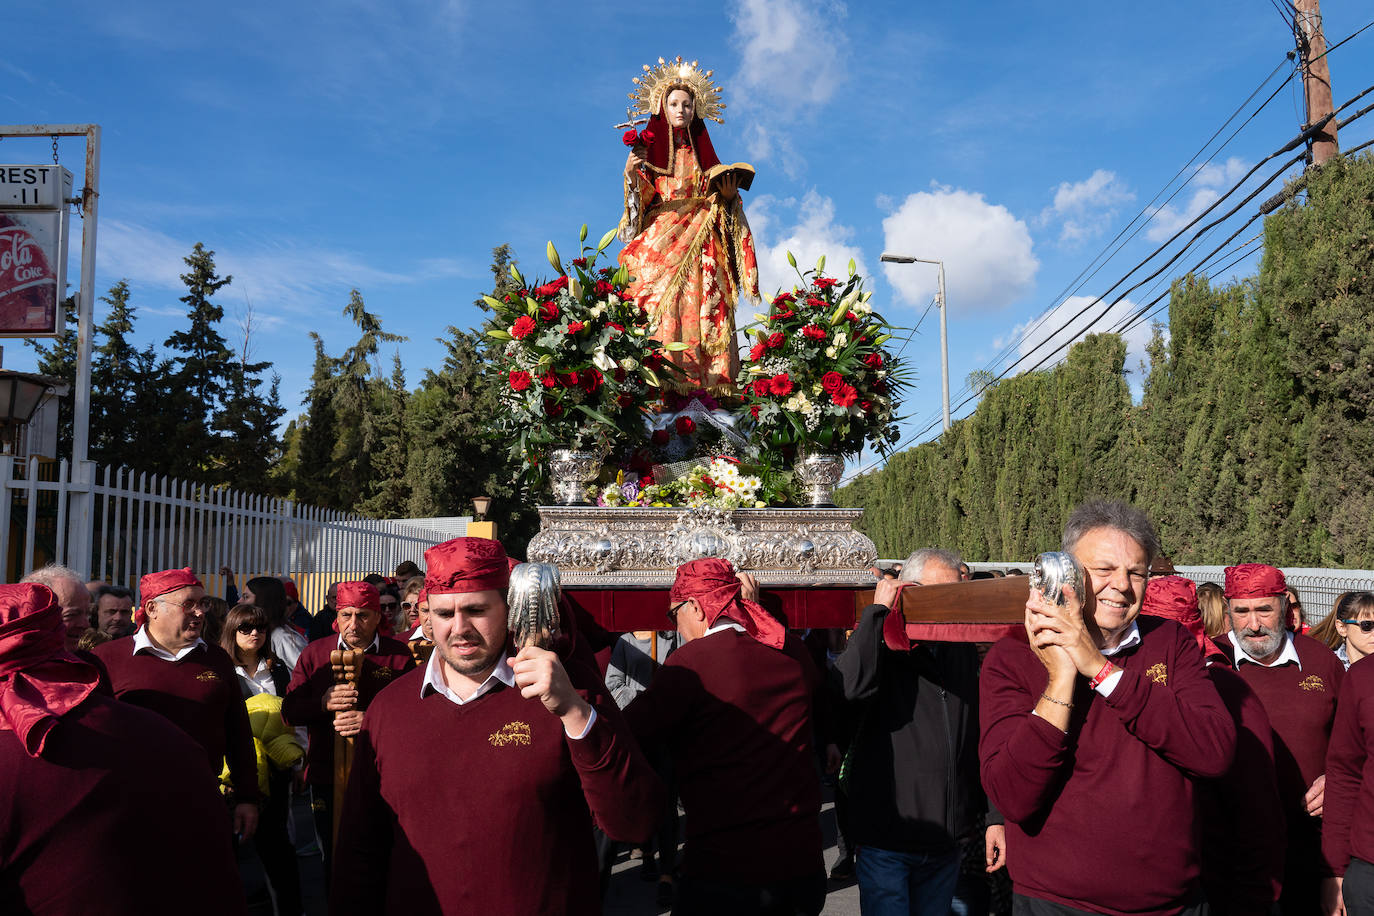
left=854, top=575, right=1030, bottom=623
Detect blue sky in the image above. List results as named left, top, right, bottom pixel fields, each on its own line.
left=5, top=0, right=1372, bottom=475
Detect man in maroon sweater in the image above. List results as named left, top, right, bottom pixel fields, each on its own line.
left=282, top=579, right=414, bottom=870
left=0, top=581, right=248, bottom=916
left=625, top=557, right=826, bottom=915
left=331, top=538, right=662, bottom=915
left=1214, top=563, right=1345, bottom=916
left=980, top=500, right=1236, bottom=916
left=90, top=566, right=259, bottom=839
left=1322, top=653, right=1374, bottom=915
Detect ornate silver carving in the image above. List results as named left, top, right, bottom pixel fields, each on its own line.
left=1031, top=551, right=1084, bottom=606
left=548, top=448, right=602, bottom=506
left=526, top=505, right=878, bottom=587
left=507, top=562, right=562, bottom=649
left=794, top=452, right=845, bottom=507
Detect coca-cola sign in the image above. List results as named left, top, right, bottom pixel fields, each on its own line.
left=0, top=210, right=67, bottom=337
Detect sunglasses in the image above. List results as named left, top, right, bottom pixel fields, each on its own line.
left=380, top=602, right=399, bottom=610
left=1342, top=619, right=1374, bottom=634
left=237, top=623, right=267, bottom=635
left=667, top=600, right=689, bottom=624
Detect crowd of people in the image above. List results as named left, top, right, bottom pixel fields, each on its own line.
left=4, top=502, right=1374, bottom=916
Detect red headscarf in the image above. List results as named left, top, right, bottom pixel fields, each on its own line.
left=136, top=567, right=203, bottom=627
left=424, top=537, right=511, bottom=596
left=670, top=558, right=784, bottom=650
left=331, top=581, right=391, bottom=637
left=1142, top=575, right=1227, bottom=663
left=1224, top=564, right=1287, bottom=600
left=282, top=580, right=299, bottom=602
left=0, top=583, right=100, bottom=757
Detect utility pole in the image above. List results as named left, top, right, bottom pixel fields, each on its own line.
left=880, top=253, right=950, bottom=433
left=1295, top=0, right=1339, bottom=166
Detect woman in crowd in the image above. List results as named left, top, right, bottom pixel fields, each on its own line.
left=240, top=576, right=306, bottom=670
left=1197, top=581, right=1228, bottom=638
left=1287, top=586, right=1310, bottom=634
left=1312, top=592, right=1374, bottom=670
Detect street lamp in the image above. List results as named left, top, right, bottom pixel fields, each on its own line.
left=880, top=253, right=950, bottom=432
left=472, top=496, right=491, bottom=521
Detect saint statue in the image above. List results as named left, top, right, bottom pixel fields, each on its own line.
left=618, top=58, right=759, bottom=397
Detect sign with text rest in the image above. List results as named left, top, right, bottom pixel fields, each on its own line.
left=0, top=165, right=73, bottom=338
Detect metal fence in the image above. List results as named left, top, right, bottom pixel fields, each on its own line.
left=1, top=457, right=468, bottom=613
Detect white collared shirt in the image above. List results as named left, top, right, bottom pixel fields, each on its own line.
left=337, top=633, right=381, bottom=654
left=408, top=625, right=426, bottom=641
left=703, top=621, right=746, bottom=638
left=419, top=648, right=595, bottom=738
left=1091, top=621, right=1141, bottom=697
left=132, top=626, right=206, bottom=662
left=236, top=657, right=278, bottom=697
left=1229, top=630, right=1302, bottom=671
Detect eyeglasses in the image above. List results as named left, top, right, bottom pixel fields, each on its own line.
left=1342, top=619, right=1374, bottom=634
left=380, top=602, right=399, bottom=611
left=237, top=623, right=267, bottom=635
left=667, top=601, right=688, bottom=624
left=157, top=597, right=210, bottom=613
left=401, top=601, right=416, bottom=610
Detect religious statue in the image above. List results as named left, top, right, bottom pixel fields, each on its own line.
left=617, top=57, right=759, bottom=397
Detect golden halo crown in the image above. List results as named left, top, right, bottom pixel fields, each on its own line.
left=628, top=56, right=725, bottom=125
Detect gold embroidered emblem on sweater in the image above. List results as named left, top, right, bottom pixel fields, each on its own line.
left=1146, top=663, right=1168, bottom=684
left=372, top=667, right=392, bottom=682
left=195, top=670, right=219, bottom=682
left=1300, top=675, right=1326, bottom=692
left=489, top=721, right=532, bottom=748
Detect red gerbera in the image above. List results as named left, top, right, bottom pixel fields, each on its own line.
left=769, top=373, right=794, bottom=396
left=533, top=276, right=569, bottom=298
left=511, top=315, right=537, bottom=339
left=860, top=400, right=873, bottom=411
left=748, top=342, right=766, bottom=361
left=508, top=370, right=532, bottom=391
left=802, top=324, right=827, bottom=341
left=749, top=404, right=760, bottom=418
left=833, top=384, right=859, bottom=407
left=567, top=320, right=584, bottom=334
left=751, top=378, right=771, bottom=397
left=675, top=416, right=696, bottom=436
left=821, top=371, right=844, bottom=394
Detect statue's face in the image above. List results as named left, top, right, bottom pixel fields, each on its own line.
left=665, top=89, right=694, bottom=129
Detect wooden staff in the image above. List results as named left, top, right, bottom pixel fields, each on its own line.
left=329, top=648, right=363, bottom=849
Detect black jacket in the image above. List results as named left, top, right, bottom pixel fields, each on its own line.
left=833, top=603, right=984, bottom=853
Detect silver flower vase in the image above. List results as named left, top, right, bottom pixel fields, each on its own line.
left=794, top=452, right=844, bottom=507
left=549, top=448, right=603, bottom=506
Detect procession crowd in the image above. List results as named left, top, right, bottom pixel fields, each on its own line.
left=4, top=499, right=1374, bottom=916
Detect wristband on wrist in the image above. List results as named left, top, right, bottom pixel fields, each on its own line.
left=1040, top=693, right=1073, bottom=709
left=1088, top=660, right=1117, bottom=690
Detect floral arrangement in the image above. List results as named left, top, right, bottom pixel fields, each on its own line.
left=486, top=226, right=685, bottom=485
left=592, top=456, right=773, bottom=509
left=736, top=255, right=907, bottom=461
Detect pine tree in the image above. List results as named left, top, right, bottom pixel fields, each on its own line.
left=289, top=336, right=342, bottom=507
left=90, top=281, right=141, bottom=467
left=164, top=244, right=235, bottom=477
left=357, top=353, right=411, bottom=517
left=328, top=290, right=406, bottom=510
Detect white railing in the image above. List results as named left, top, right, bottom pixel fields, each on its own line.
left=1, top=457, right=467, bottom=613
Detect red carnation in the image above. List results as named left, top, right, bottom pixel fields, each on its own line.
left=751, top=378, right=771, bottom=397
left=567, top=320, right=584, bottom=334
left=609, top=322, right=625, bottom=333
left=846, top=311, right=858, bottom=322
left=821, top=371, right=844, bottom=394
left=748, top=342, right=766, bottom=361
left=538, top=300, right=560, bottom=323
left=675, top=416, right=696, bottom=436
left=769, top=373, right=794, bottom=396
left=533, top=276, right=569, bottom=298
left=772, top=306, right=795, bottom=321
left=651, top=429, right=670, bottom=445
left=540, top=372, right=558, bottom=389
left=802, top=324, right=826, bottom=341
left=580, top=368, right=603, bottom=393
left=813, top=277, right=839, bottom=289
left=833, top=384, right=859, bottom=407
left=765, top=332, right=785, bottom=349
left=511, top=315, right=537, bottom=339
left=622, top=129, right=639, bottom=146
left=571, top=257, right=588, bottom=268
left=862, top=352, right=884, bottom=368
left=806, top=297, right=827, bottom=310
left=508, top=370, right=532, bottom=392
left=749, top=404, right=760, bottom=418
left=772, top=292, right=795, bottom=305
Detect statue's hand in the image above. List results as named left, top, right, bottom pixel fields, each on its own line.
left=624, top=146, right=646, bottom=176
left=716, top=171, right=740, bottom=201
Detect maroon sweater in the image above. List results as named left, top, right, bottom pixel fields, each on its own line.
left=625, top=628, right=825, bottom=884
left=91, top=635, right=258, bottom=801
left=330, top=664, right=662, bottom=916
left=980, top=617, right=1236, bottom=916
left=0, top=694, right=247, bottom=915
left=281, top=635, right=416, bottom=785
left=1322, top=655, right=1374, bottom=875
left=1215, top=632, right=1344, bottom=875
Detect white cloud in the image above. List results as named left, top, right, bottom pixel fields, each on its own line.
left=1040, top=169, right=1135, bottom=243
left=1145, top=156, right=1248, bottom=243
left=997, top=294, right=1160, bottom=379
left=728, top=0, right=848, bottom=174
left=881, top=185, right=1038, bottom=311
left=749, top=191, right=866, bottom=300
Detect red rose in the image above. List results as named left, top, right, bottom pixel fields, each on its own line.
left=643, top=352, right=663, bottom=370
left=833, top=384, right=858, bottom=407
left=821, top=371, right=844, bottom=394
left=813, top=277, right=839, bottom=289
left=765, top=332, right=785, bottom=349
left=558, top=370, right=579, bottom=388
left=511, top=315, right=537, bottom=339
left=675, top=416, right=696, bottom=436
left=544, top=399, right=564, bottom=419
left=594, top=280, right=614, bottom=296
left=651, top=429, right=670, bottom=445
left=508, top=370, right=532, bottom=391
left=616, top=393, right=634, bottom=408
left=748, top=342, right=765, bottom=361
left=533, top=276, right=569, bottom=298
left=540, top=372, right=558, bottom=389
left=802, top=324, right=826, bottom=340
left=580, top=368, right=603, bottom=393
left=622, top=129, right=639, bottom=146
left=862, top=353, right=884, bottom=368
left=873, top=377, right=888, bottom=393
left=769, top=373, right=793, bottom=396
left=751, top=378, right=771, bottom=397
left=750, top=404, right=760, bottom=418
left=806, top=297, right=827, bottom=310
left=613, top=367, right=627, bottom=382
left=639, top=129, right=656, bottom=145
left=538, top=300, right=560, bottom=323
left=567, top=320, right=584, bottom=334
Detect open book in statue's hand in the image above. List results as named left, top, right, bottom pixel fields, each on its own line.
left=707, top=162, right=755, bottom=193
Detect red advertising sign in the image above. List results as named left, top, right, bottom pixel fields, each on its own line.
left=0, top=165, right=72, bottom=338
